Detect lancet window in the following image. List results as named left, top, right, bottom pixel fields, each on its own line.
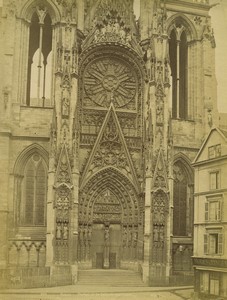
left=26, top=7, right=52, bottom=107
left=169, top=24, right=188, bottom=120
left=20, top=153, right=47, bottom=226
left=173, top=160, right=193, bottom=236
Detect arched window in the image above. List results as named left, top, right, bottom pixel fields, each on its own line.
left=169, top=24, right=188, bottom=120
left=20, top=153, right=47, bottom=226
left=173, top=161, right=193, bottom=236
left=27, top=8, right=52, bottom=107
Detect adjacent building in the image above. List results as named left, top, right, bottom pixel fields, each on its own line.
left=193, top=127, right=227, bottom=299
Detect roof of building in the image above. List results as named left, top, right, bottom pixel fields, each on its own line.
left=193, top=127, right=227, bottom=164
left=219, top=127, right=227, bottom=138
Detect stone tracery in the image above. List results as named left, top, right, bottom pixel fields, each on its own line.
left=84, top=58, right=137, bottom=109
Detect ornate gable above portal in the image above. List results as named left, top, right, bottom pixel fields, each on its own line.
left=80, top=104, right=139, bottom=191
left=153, top=149, right=168, bottom=191
left=82, top=0, right=141, bottom=53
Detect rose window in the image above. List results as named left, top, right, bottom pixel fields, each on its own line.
left=84, top=58, right=136, bottom=108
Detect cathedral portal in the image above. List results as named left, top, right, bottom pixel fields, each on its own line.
left=78, top=168, right=143, bottom=270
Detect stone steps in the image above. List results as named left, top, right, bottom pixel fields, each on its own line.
left=77, top=269, right=145, bottom=286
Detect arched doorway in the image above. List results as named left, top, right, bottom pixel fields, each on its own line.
left=78, top=168, right=142, bottom=269
left=91, top=189, right=122, bottom=269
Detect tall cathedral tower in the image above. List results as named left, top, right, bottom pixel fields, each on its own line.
left=0, top=0, right=218, bottom=287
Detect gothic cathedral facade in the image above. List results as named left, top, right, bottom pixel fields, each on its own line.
left=0, top=0, right=218, bottom=287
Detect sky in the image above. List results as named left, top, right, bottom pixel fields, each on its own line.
left=0, top=0, right=226, bottom=112
left=210, top=0, right=227, bottom=112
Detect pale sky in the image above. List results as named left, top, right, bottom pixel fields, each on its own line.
left=0, top=0, right=226, bottom=112
left=210, top=0, right=227, bottom=112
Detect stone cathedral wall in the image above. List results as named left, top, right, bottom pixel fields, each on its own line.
left=0, top=0, right=219, bottom=288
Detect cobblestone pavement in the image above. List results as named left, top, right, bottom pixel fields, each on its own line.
left=0, top=287, right=193, bottom=300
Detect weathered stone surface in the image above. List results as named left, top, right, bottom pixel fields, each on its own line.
left=0, top=0, right=220, bottom=287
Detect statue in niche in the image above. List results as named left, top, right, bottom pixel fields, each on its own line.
left=83, top=226, right=87, bottom=245
left=62, top=97, right=70, bottom=117
left=156, top=129, right=163, bottom=149
left=63, top=223, right=68, bottom=240
left=119, top=27, right=126, bottom=40
left=159, top=226, right=164, bottom=245
left=63, top=196, right=70, bottom=210
left=87, top=226, right=92, bottom=242
left=144, top=44, right=153, bottom=81
left=164, top=61, right=170, bottom=84
left=61, top=75, right=70, bottom=117
left=157, top=21, right=162, bottom=36
left=106, top=22, right=112, bottom=33
left=56, top=196, right=63, bottom=210
left=125, top=33, right=131, bottom=45
left=153, top=12, right=158, bottom=31
left=133, top=231, right=138, bottom=247
left=153, top=225, right=159, bottom=242
left=56, top=223, right=62, bottom=239
left=114, top=21, right=120, bottom=33
left=208, top=109, right=213, bottom=127
left=56, top=43, right=62, bottom=71
left=3, top=87, right=9, bottom=109
left=156, top=102, right=163, bottom=123
left=94, top=28, right=99, bottom=42
left=104, top=226, right=109, bottom=242
left=123, top=227, right=127, bottom=247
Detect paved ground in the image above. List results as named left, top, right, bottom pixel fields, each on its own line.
left=0, top=285, right=194, bottom=300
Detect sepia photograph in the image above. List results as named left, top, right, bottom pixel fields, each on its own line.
left=0, top=0, right=227, bottom=299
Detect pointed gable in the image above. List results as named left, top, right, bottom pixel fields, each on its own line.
left=193, top=127, right=227, bottom=164
left=80, top=104, right=139, bottom=190
left=153, top=149, right=168, bottom=190
left=55, top=143, right=73, bottom=187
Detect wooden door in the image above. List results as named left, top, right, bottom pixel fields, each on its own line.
left=96, top=252, right=104, bottom=269
left=109, top=252, right=116, bottom=269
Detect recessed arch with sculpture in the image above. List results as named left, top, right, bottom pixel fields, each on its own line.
left=78, top=166, right=143, bottom=268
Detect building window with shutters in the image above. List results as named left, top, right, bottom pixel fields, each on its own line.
left=26, top=6, right=53, bottom=107
left=210, top=272, right=220, bottom=296
left=205, top=198, right=222, bottom=222
left=204, top=230, right=223, bottom=255
left=200, top=271, right=209, bottom=294
left=20, top=153, right=47, bottom=226
left=200, top=271, right=220, bottom=296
